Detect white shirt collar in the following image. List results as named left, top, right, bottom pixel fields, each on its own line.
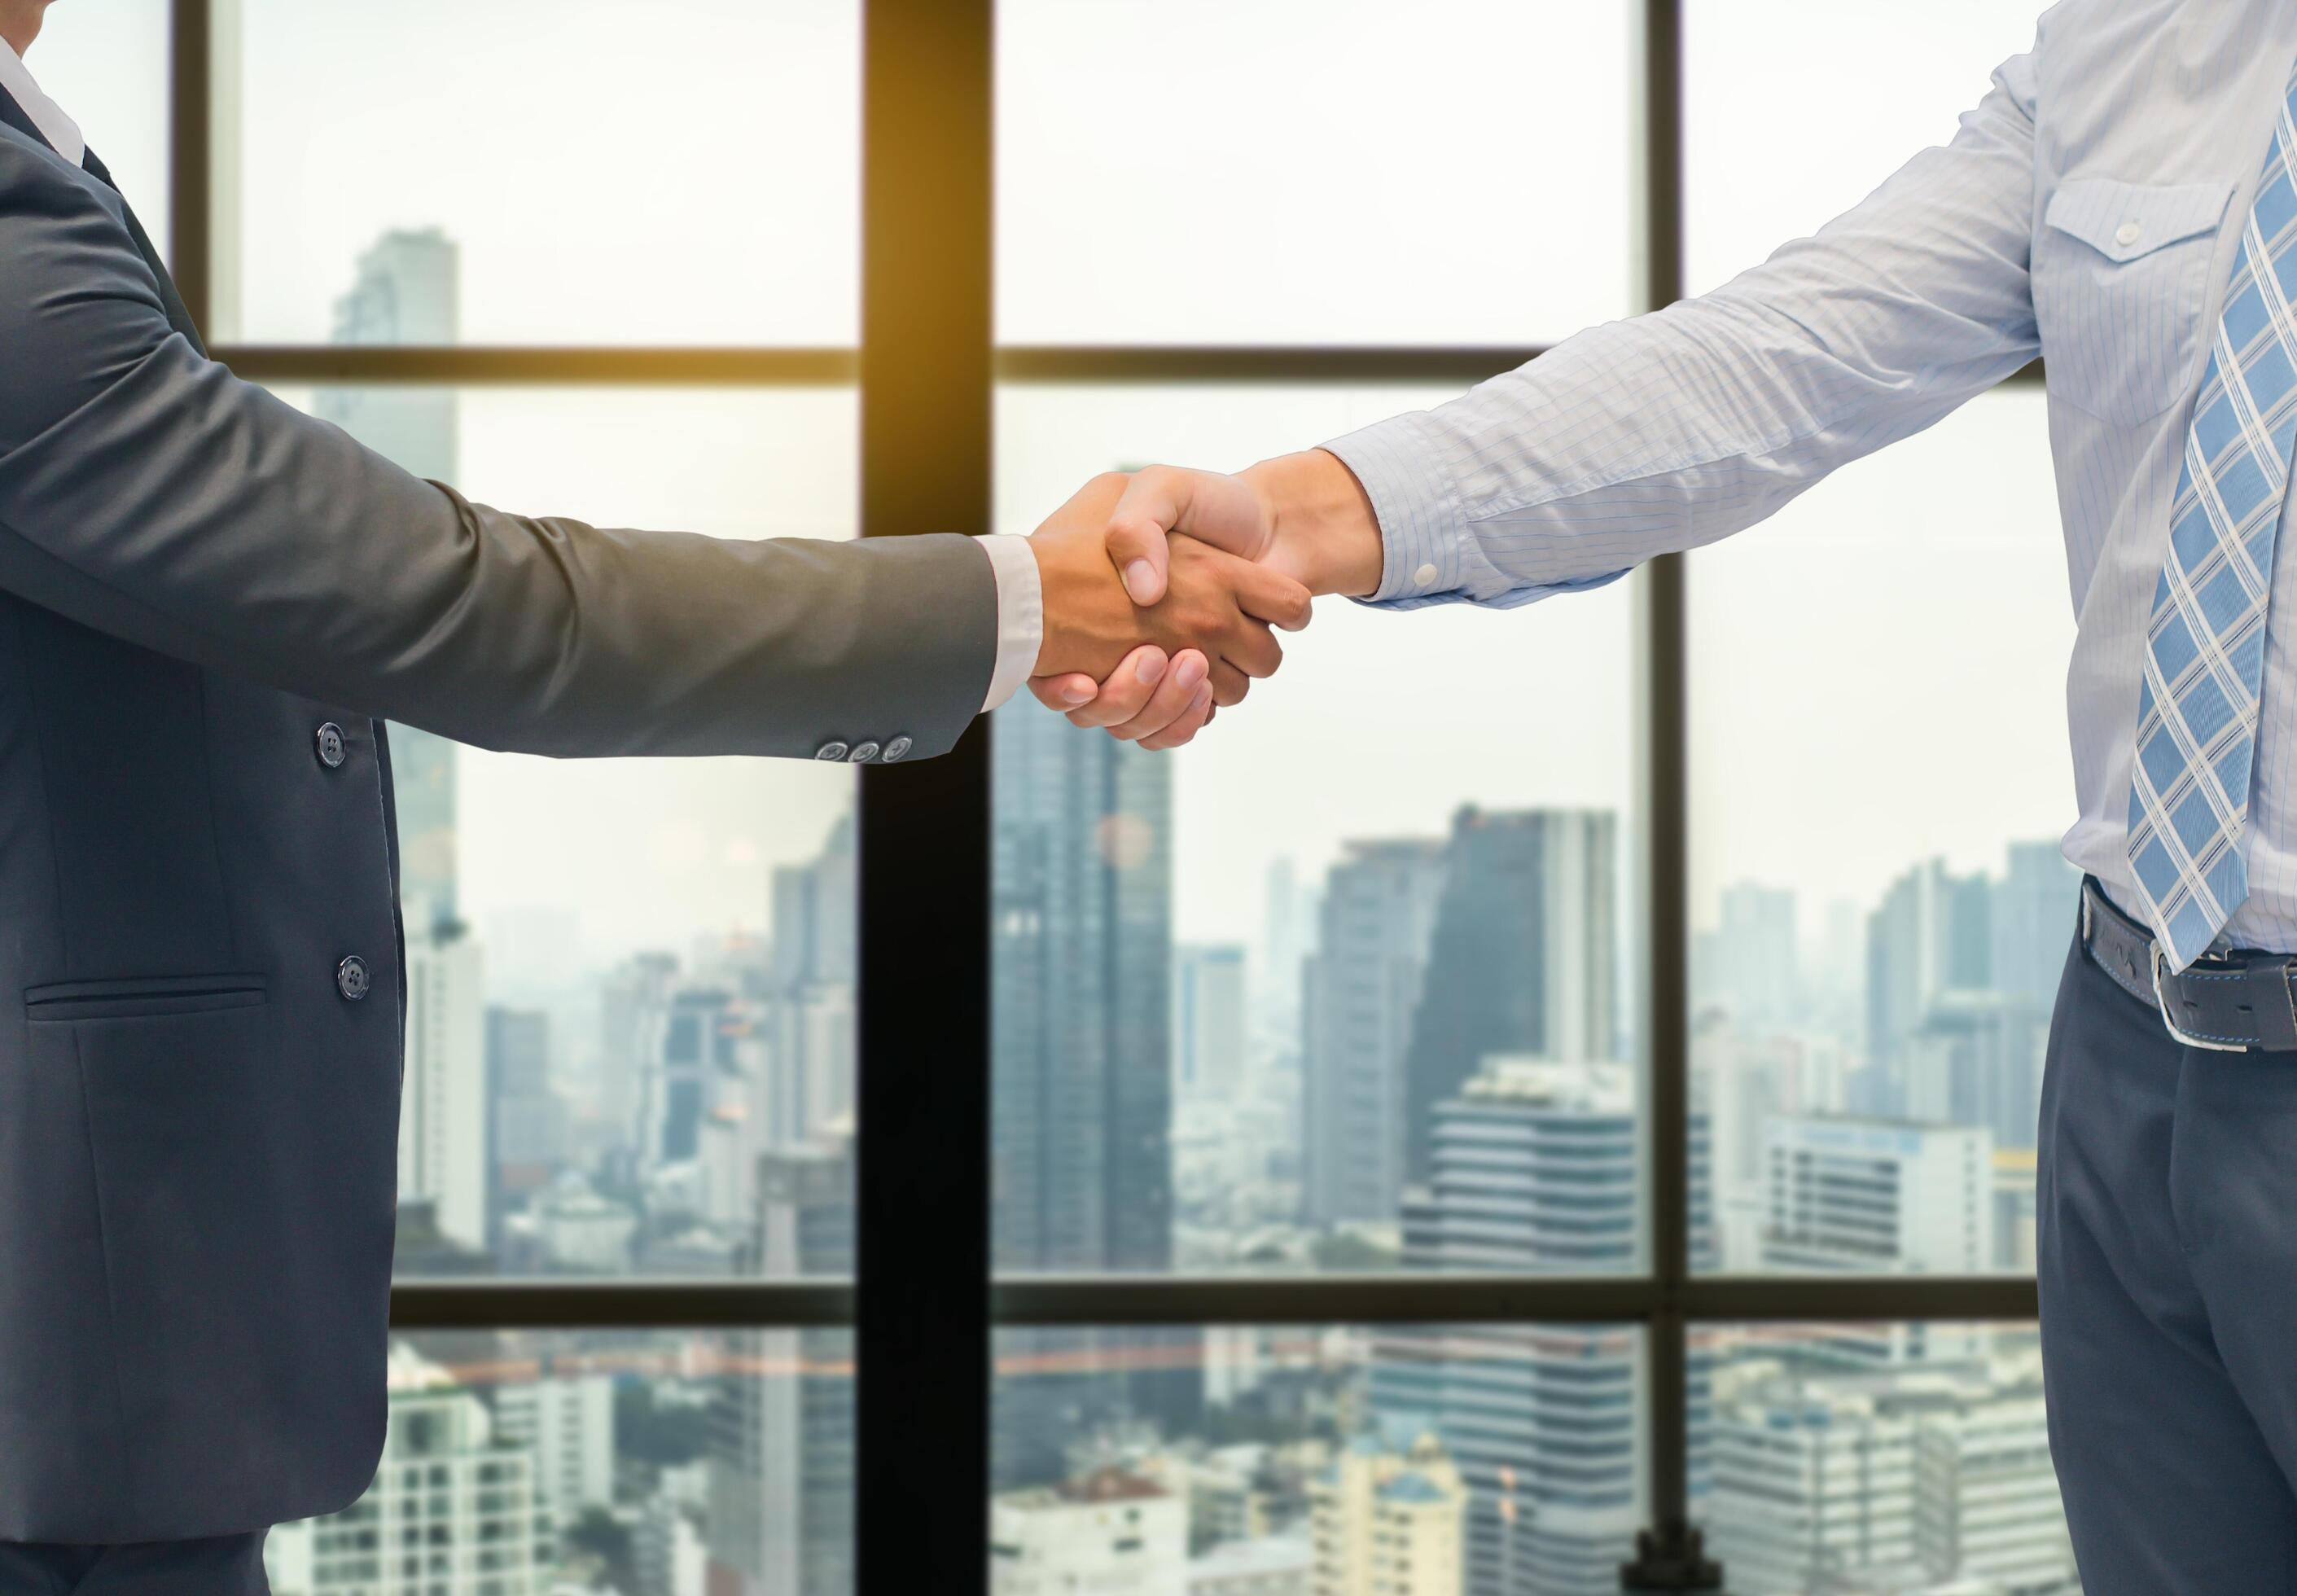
left=0, top=37, right=83, bottom=168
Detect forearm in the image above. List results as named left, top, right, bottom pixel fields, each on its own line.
left=1298, top=50, right=2040, bottom=612
left=1238, top=449, right=1384, bottom=599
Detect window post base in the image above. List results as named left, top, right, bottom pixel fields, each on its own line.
left=1620, top=1521, right=1724, bottom=1591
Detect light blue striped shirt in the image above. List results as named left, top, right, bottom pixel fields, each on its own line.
left=1323, top=0, right=2297, bottom=954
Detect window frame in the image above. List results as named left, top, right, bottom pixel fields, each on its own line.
left=165, top=0, right=2040, bottom=1586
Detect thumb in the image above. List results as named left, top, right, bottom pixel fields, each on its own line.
left=1028, top=673, right=1099, bottom=711
left=1106, top=466, right=1268, bottom=605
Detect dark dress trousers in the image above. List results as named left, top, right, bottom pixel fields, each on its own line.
left=0, top=100, right=993, bottom=1539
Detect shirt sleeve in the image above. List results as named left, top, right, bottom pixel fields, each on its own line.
left=1323, top=49, right=2042, bottom=612
left=973, top=533, right=1044, bottom=712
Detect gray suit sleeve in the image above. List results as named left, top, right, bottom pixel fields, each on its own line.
left=0, top=146, right=996, bottom=760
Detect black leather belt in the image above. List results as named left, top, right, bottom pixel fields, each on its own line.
left=2081, top=877, right=2297, bottom=1051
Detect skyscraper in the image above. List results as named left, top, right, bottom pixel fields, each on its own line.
left=402, top=923, right=489, bottom=1254
left=318, top=228, right=462, bottom=934
left=485, top=1006, right=565, bottom=1252
left=1175, top=944, right=1248, bottom=1101
left=1401, top=809, right=1617, bottom=1186
left=1903, top=991, right=2045, bottom=1152
left=1863, top=861, right=1992, bottom=1110
left=991, top=696, right=1173, bottom=1273
left=1372, top=1059, right=1681, bottom=1596
left=1990, top=840, right=2081, bottom=1016
left=1300, top=839, right=1447, bottom=1227
left=991, top=698, right=1190, bottom=1485
left=1714, top=881, right=1799, bottom=1032
left=768, top=813, right=858, bottom=1144
left=1761, top=1115, right=1993, bottom=1366
left=709, top=1133, right=856, bottom=1596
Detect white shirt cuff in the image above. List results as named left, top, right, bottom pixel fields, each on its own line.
left=974, top=534, right=1044, bottom=713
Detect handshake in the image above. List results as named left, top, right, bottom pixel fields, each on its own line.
left=1018, top=450, right=1385, bottom=749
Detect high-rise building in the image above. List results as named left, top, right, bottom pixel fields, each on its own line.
left=1300, top=840, right=1447, bottom=1227
left=403, top=923, right=489, bottom=1253
left=1705, top=1359, right=1922, bottom=1589
left=1705, top=1351, right=2073, bottom=1592
left=600, top=952, right=681, bottom=1157
left=486, top=1006, right=565, bottom=1252
left=1715, top=882, right=1799, bottom=1032
left=1913, top=1380, right=2074, bottom=1589
left=991, top=698, right=1192, bottom=1484
left=1864, top=862, right=1992, bottom=1108
left=318, top=228, right=462, bottom=937
left=492, top=1367, right=615, bottom=1531
left=265, top=1343, right=549, bottom=1594
left=1401, top=809, right=1616, bottom=1186
left=1308, top=1434, right=1466, bottom=1596
left=642, top=988, right=737, bottom=1171
left=1372, top=1059, right=1699, bottom=1595
left=320, top=229, right=459, bottom=472
left=992, top=697, right=1173, bottom=1271
left=1761, top=1116, right=1993, bottom=1366
left=1903, top=993, right=2045, bottom=1152
left=768, top=813, right=858, bottom=1143
left=709, top=1131, right=857, bottom=1596
left=1989, top=842, right=2080, bottom=1018
left=990, top=1470, right=1190, bottom=1596
left=1176, top=944, right=1248, bottom=1102
left=1261, top=857, right=1322, bottom=1032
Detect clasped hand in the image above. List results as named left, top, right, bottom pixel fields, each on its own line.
left=1023, top=451, right=1383, bottom=748
left=1024, top=472, right=1309, bottom=750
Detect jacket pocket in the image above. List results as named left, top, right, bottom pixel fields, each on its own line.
left=2034, top=177, right=2233, bottom=427
left=25, top=972, right=266, bottom=1023
left=27, top=985, right=302, bottom=1529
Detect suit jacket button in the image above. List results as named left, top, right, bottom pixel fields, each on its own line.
left=314, top=721, right=348, bottom=770
left=336, top=955, right=370, bottom=1002
left=848, top=741, right=880, bottom=763
left=883, top=735, right=913, bottom=762
left=815, top=740, right=849, bottom=761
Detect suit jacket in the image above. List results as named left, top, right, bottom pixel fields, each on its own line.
left=0, top=91, right=994, bottom=1540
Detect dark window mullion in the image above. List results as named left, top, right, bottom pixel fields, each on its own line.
left=856, top=2, right=994, bottom=1594
left=1633, top=0, right=1704, bottom=1587
left=169, top=0, right=211, bottom=331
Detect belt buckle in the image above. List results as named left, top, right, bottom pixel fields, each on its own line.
left=2151, top=944, right=2253, bottom=1053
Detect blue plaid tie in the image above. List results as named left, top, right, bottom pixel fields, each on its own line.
left=2126, top=81, right=2297, bottom=969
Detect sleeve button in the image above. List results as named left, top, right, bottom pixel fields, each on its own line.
left=1413, top=562, right=1439, bottom=588
left=814, top=740, right=849, bottom=761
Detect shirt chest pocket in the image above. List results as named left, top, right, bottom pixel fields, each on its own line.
left=2034, top=177, right=2233, bottom=427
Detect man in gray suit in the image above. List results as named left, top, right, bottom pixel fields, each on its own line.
left=0, top=3, right=1309, bottom=1586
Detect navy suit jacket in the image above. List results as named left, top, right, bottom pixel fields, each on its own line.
left=0, top=87, right=993, bottom=1539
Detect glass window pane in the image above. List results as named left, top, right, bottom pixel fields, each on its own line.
left=1684, top=0, right=2041, bottom=296
left=993, top=384, right=1642, bottom=1278
left=267, top=1328, right=853, bottom=1594
left=16, top=0, right=170, bottom=261
left=218, top=0, right=858, bottom=344
left=1697, top=1322, right=2074, bottom=1592
left=997, top=2, right=1637, bottom=345
left=992, top=1323, right=1643, bottom=1593
left=1690, top=390, right=2068, bottom=1275
left=269, top=384, right=858, bottom=1279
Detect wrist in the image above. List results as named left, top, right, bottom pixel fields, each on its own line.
left=1240, top=449, right=1383, bottom=598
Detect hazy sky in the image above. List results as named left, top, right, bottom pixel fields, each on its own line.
left=25, top=0, right=2073, bottom=965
